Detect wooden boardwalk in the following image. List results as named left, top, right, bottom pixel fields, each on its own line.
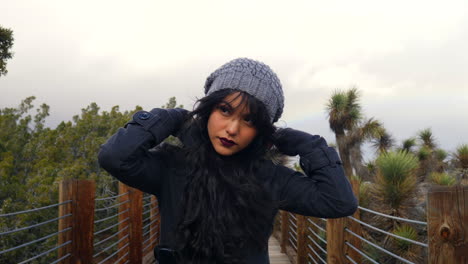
left=143, top=236, right=291, bottom=263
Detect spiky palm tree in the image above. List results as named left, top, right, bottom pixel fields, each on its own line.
left=371, top=127, right=394, bottom=154
left=401, top=138, right=417, bottom=153
left=348, top=118, right=384, bottom=181
left=418, top=128, right=437, bottom=150
left=453, top=144, right=468, bottom=182
left=326, top=88, right=384, bottom=182
left=326, top=87, right=362, bottom=179
left=415, top=128, right=440, bottom=181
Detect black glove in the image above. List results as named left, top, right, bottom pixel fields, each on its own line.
left=165, top=108, right=190, bottom=136
left=127, top=108, right=189, bottom=143
left=272, top=128, right=326, bottom=156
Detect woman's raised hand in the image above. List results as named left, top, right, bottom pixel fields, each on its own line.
left=272, top=128, right=326, bottom=156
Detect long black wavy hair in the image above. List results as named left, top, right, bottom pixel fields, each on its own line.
left=171, top=89, right=278, bottom=263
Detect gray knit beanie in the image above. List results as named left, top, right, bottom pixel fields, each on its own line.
left=204, top=58, right=284, bottom=123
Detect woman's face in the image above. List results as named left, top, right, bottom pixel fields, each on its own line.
left=207, top=92, right=258, bottom=156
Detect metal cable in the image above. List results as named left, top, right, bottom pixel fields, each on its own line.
left=94, top=226, right=129, bottom=247
left=113, top=251, right=129, bottom=264
left=95, top=192, right=129, bottom=202
left=142, top=207, right=157, bottom=217
left=0, top=200, right=72, bottom=217
left=307, top=227, right=327, bottom=244
left=307, top=244, right=326, bottom=264
left=0, top=214, right=72, bottom=236
left=0, top=227, right=72, bottom=255
left=95, top=200, right=130, bottom=212
left=94, top=217, right=129, bottom=236
left=142, top=214, right=152, bottom=225
left=345, top=228, right=415, bottom=264
left=50, top=253, right=71, bottom=264
left=288, top=218, right=298, bottom=229
left=143, top=233, right=159, bottom=252
left=288, top=225, right=298, bottom=237
left=288, top=232, right=298, bottom=246
left=289, top=213, right=297, bottom=221
left=93, top=234, right=129, bottom=258
left=288, top=229, right=298, bottom=242
left=344, top=241, right=379, bottom=264
left=345, top=254, right=359, bottom=264
left=96, top=242, right=129, bottom=264
left=347, top=216, right=428, bottom=247
left=288, top=238, right=298, bottom=251
left=18, top=240, right=71, bottom=264
left=307, top=253, right=319, bottom=264
left=94, top=209, right=129, bottom=224
left=143, top=218, right=158, bottom=232
left=143, top=231, right=159, bottom=247
left=358, top=206, right=427, bottom=225
left=307, top=218, right=326, bottom=233
left=307, top=235, right=327, bottom=255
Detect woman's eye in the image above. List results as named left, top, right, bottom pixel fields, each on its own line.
left=244, top=116, right=253, bottom=124
left=218, top=105, right=230, bottom=114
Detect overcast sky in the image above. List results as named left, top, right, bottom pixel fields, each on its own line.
left=1, top=0, right=467, bottom=161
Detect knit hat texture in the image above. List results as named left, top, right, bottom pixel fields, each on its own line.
left=204, top=58, right=284, bottom=123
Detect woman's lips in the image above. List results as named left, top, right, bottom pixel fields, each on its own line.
left=219, top=137, right=236, bottom=147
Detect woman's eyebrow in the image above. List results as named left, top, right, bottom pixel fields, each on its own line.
left=219, top=101, right=234, bottom=109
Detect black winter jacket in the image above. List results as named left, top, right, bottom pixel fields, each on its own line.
left=98, top=108, right=358, bottom=264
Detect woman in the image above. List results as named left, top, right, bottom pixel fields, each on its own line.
left=98, top=58, right=357, bottom=263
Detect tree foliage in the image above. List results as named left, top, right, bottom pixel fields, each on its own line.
left=0, top=25, right=14, bottom=77
left=0, top=96, right=181, bottom=263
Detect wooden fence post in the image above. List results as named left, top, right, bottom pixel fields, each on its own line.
left=118, top=182, right=143, bottom=264
left=326, top=218, right=346, bottom=264
left=58, top=179, right=95, bottom=264
left=129, top=184, right=143, bottom=263
left=427, top=186, right=468, bottom=264
left=118, top=183, right=131, bottom=263
left=280, top=210, right=288, bottom=253
left=296, top=215, right=307, bottom=264
left=345, top=178, right=362, bottom=263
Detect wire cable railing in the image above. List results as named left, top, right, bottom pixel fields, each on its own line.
left=344, top=241, right=379, bottom=264
left=0, top=227, right=72, bottom=255
left=358, top=206, right=427, bottom=225
left=17, top=240, right=72, bottom=264
left=0, top=200, right=72, bottom=217
left=345, top=227, right=416, bottom=264
left=0, top=213, right=72, bottom=236
left=95, top=192, right=129, bottom=202
left=275, top=206, right=430, bottom=264
left=347, top=215, right=428, bottom=247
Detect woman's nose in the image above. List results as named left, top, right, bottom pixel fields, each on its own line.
left=225, top=119, right=240, bottom=136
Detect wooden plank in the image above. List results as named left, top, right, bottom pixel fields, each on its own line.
left=58, top=180, right=73, bottom=264
left=128, top=186, right=143, bottom=264
left=118, top=182, right=131, bottom=263
left=326, top=218, right=346, bottom=264
left=296, top=215, right=307, bottom=264
left=427, top=186, right=468, bottom=264
left=345, top=178, right=362, bottom=263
